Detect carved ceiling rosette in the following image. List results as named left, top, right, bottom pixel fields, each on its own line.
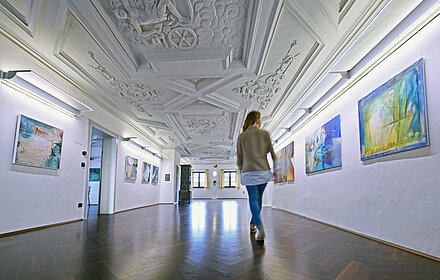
left=233, top=40, right=300, bottom=110
left=110, top=0, right=247, bottom=57
left=184, top=115, right=229, bottom=136
left=193, top=0, right=247, bottom=58
left=88, top=51, right=160, bottom=114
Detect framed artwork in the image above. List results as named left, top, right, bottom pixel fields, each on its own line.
left=358, top=58, right=429, bottom=160
left=89, top=168, right=100, bottom=181
left=12, top=115, right=64, bottom=169
left=151, top=165, right=159, bottom=184
left=125, top=156, right=138, bottom=181
left=305, top=115, right=342, bottom=174
left=275, top=142, right=294, bottom=183
left=142, top=162, right=151, bottom=183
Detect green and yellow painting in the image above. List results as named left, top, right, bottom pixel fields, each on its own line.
left=358, top=59, right=429, bottom=160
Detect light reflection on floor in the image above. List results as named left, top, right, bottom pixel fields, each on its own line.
left=190, top=201, right=206, bottom=238
left=221, top=200, right=238, bottom=233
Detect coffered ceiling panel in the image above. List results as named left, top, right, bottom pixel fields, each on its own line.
left=98, top=0, right=256, bottom=75
left=220, top=1, right=323, bottom=117
left=54, top=9, right=175, bottom=123
left=0, top=0, right=39, bottom=36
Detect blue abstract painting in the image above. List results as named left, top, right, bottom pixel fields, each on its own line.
left=12, top=115, right=64, bottom=169
left=151, top=165, right=159, bottom=184
left=358, top=58, right=429, bottom=160
left=305, top=115, right=342, bottom=174
left=142, top=162, right=151, bottom=184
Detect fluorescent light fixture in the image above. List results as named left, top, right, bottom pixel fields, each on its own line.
left=0, top=70, right=92, bottom=117
left=122, top=136, right=137, bottom=141
left=122, top=137, right=164, bottom=160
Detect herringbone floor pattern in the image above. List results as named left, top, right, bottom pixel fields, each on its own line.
left=1, top=200, right=439, bottom=279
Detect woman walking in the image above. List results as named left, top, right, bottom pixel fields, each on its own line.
left=237, top=111, right=277, bottom=242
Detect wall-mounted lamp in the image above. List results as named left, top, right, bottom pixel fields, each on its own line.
left=329, top=70, right=352, bottom=79
left=298, top=107, right=312, bottom=114
left=0, top=70, right=92, bottom=117
left=122, top=136, right=137, bottom=141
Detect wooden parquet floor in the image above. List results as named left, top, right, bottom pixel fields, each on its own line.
left=1, top=200, right=439, bottom=280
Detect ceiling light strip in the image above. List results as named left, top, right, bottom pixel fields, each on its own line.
left=123, top=138, right=163, bottom=160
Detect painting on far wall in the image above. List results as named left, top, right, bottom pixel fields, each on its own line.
left=12, top=115, right=64, bottom=169
left=358, top=58, right=429, bottom=160
left=305, top=115, right=342, bottom=174
left=151, top=165, right=159, bottom=184
left=89, top=168, right=100, bottom=181
left=142, top=162, right=151, bottom=183
left=125, top=156, right=138, bottom=181
left=275, top=142, right=294, bottom=183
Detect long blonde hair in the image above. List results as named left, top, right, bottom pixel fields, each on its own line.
left=242, top=111, right=261, bottom=132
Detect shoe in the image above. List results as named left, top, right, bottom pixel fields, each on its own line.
left=256, top=225, right=265, bottom=242
left=250, top=224, right=257, bottom=233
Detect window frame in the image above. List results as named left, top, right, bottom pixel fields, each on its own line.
left=192, top=171, right=206, bottom=188
left=223, top=170, right=237, bottom=188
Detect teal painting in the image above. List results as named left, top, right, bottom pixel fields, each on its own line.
left=89, top=168, right=100, bottom=181
left=358, top=59, right=429, bottom=160
left=12, top=115, right=64, bottom=169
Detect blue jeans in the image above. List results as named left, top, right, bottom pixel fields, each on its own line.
left=246, top=183, right=267, bottom=226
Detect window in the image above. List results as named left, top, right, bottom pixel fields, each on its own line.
left=223, top=170, right=237, bottom=188
left=192, top=171, right=206, bottom=188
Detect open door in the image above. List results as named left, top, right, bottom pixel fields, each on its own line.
left=85, top=124, right=117, bottom=219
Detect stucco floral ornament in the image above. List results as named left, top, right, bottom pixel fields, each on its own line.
left=233, top=40, right=300, bottom=109
left=88, top=51, right=160, bottom=115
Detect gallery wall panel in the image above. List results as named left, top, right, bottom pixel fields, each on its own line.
left=268, top=11, right=440, bottom=258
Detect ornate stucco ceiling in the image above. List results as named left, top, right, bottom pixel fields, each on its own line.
left=0, top=0, right=421, bottom=163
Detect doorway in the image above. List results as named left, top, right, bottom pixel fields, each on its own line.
left=85, top=125, right=117, bottom=219
left=175, top=165, right=180, bottom=203
left=87, top=127, right=103, bottom=217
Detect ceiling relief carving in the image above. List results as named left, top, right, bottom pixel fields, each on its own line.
left=184, top=115, right=229, bottom=136
left=193, top=0, right=247, bottom=59
left=110, top=0, right=247, bottom=58
left=88, top=51, right=160, bottom=114
left=233, top=40, right=300, bottom=110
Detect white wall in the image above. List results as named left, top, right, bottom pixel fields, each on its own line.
left=159, top=149, right=180, bottom=204
left=0, top=37, right=165, bottom=234
left=268, top=14, right=440, bottom=258
left=0, top=82, right=88, bottom=234
left=114, top=142, right=161, bottom=212
left=191, top=163, right=248, bottom=199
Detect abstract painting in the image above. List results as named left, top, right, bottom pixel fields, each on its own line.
left=358, top=59, right=429, bottom=160
left=89, top=168, right=100, bottom=181
left=305, top=115, right=342, bottom=174
left=125, top=156, right=138, bottom=181
left=142, top=162, right=151, bottom=183
left=151, top=165, right=159, bottom=184
left=12, top=115, right=64, bottom=169
left=275, top=142, right=294, bottom=183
